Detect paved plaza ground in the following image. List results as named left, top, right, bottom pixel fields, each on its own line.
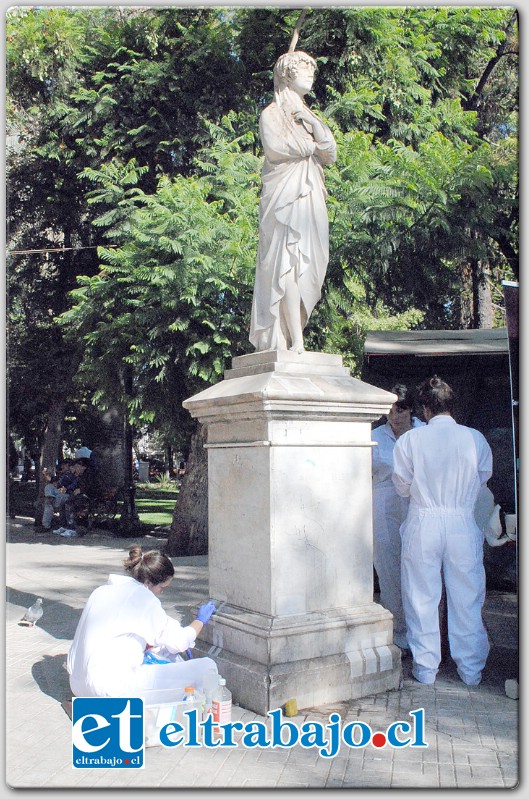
left=5, top=516, right=519, bottom=791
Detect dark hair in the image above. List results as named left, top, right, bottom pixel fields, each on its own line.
left=123, top=546, right=175, bottom=586
left=416, top=375, right=455, bottom=416
left=390, top=383, right=414, bottom=411
left=75, top=457, right=90, bottom=468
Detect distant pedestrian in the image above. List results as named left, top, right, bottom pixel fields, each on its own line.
left=392, top=375, right=492, bottom=686
left=42, top=478, right=75, bottom=531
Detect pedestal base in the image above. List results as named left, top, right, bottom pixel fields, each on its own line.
left=195, top=602, right=402, bottom=715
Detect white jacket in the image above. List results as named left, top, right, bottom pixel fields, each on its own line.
left=392, top=415, right=492, bottom=509
left=67, top=574, right=197, bottom=697
left=372, top=418, right=425, bottom=488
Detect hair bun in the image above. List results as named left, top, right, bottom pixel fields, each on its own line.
left=126, top=545, right=143, bottom=566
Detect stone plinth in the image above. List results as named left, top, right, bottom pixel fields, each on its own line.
left=183, top=351, right=401, bottom=714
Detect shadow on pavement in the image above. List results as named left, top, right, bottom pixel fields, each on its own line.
left=7, top=516, right=169, bottom=550
left=32, top=653, right=71, bottom=704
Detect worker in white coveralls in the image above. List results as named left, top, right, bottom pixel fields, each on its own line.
left=392, top=375, right=492, bottom=686
left=68, top=546, right=218, bottom=697
left=371, top=384, right=425, bottom=651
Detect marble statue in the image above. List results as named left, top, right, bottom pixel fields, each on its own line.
left=249, top=51, right=337, bottom=353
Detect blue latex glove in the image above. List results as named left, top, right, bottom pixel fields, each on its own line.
left=196, top=600, right=216, bottom=624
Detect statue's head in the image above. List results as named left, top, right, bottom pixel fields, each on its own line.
left=273, top=51, right=317, bottom=93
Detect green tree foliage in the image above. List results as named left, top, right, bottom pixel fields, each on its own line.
left=6, top=6, right=250, bottom=479
left=297, top=5, right=518, bottom=326
left=60, top=116, right=260, bottom=440
left=7, top=6, right=518, bottom=491
left=7, top=7, right=109, bottom=473
left=53, top=7, right=246, bottom=180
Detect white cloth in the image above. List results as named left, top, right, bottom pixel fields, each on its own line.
left=67, top=574, right=216, bottom=697
left=392, top=415, right=493, bottom=684
left=474, top=485, right=506, bottom=546
left=371, top=418, right=424, bottom=648
left=249, top=90, right=337, bottom=350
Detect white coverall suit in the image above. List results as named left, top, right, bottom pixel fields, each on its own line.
left=372, top=418, right=424, bottom=649
left=67, top=574, right=217, bottom=697
left=392, top=415, right=492, bottom=685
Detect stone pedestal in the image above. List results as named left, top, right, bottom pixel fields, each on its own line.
left=183, top=351, right=401, bottom=714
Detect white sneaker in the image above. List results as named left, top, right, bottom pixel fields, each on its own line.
left=60, top=528, right=78, bottom=537
left=52, top=527, right=65, bottom=535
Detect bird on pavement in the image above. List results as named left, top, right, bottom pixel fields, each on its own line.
left=20, top=598, right=43, bottom=627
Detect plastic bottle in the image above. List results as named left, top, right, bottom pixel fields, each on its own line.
left=182, top=685, right=195, bottom=702
left=212, top=677, right=232, bottom=728
left=203, top=668, right=220, bottom=717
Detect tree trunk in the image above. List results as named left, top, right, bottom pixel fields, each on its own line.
left=31, top=342, right=82, bottom=524
left=166, top=424, right=208, bottom=557
left=166, top=445, right=174, bottom=478
left=90, top=407, right=125, bottom=485
left=473, top=258, right=494, bottom=328
left=34, top=396, right=67, bottom=524
left=460, top=254, right=493, bottom=329
left=458, top=261, right=474, bottom=329
left=116, top=366, right=141, bottom=535
left=118, top=415, right=141, bottom=535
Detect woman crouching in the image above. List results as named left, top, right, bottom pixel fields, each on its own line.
left=67, top=545, right=218, bottom=697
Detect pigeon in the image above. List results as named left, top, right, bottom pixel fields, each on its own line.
left=20, top=598, right=43, bottom=627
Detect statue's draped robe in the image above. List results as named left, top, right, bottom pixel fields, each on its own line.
left=249, top=99, right=337, bottom=351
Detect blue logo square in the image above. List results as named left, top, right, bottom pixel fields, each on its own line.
left=72, top=697, right=144, bottom=768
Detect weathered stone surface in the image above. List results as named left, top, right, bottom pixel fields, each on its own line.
left=184, top=351, right=400, bottom=714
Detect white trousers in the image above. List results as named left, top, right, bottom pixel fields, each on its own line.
left=401, top=506, right=490, bottom=684
left=71, top=655, right=218, bottom=698
left=373, top=483, right=409, bottom=648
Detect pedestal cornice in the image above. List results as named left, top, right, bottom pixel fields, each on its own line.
left=183, top=350, right=397, bottom=424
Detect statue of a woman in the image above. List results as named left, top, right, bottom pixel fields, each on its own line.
left=249, top=51, right=337, bottom=353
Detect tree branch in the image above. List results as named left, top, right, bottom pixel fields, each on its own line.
left=288, top=8, right=309, bottom=53
left=464, top=12, right=518, bottom=111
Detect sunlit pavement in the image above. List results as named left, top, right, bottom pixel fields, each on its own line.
left=5, top=517, right=518, bottom=790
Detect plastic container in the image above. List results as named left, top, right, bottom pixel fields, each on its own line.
left=141, top=687, right=203, bottom=747
left=212, top=677, right=232, bottom=727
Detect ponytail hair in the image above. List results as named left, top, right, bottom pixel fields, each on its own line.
left=123, top=546, right=174, bottom=586
left=416, top=375, right=455, bottom=417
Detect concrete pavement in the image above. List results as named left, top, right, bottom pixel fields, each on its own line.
left=5, top=517, right=519, bottom=790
